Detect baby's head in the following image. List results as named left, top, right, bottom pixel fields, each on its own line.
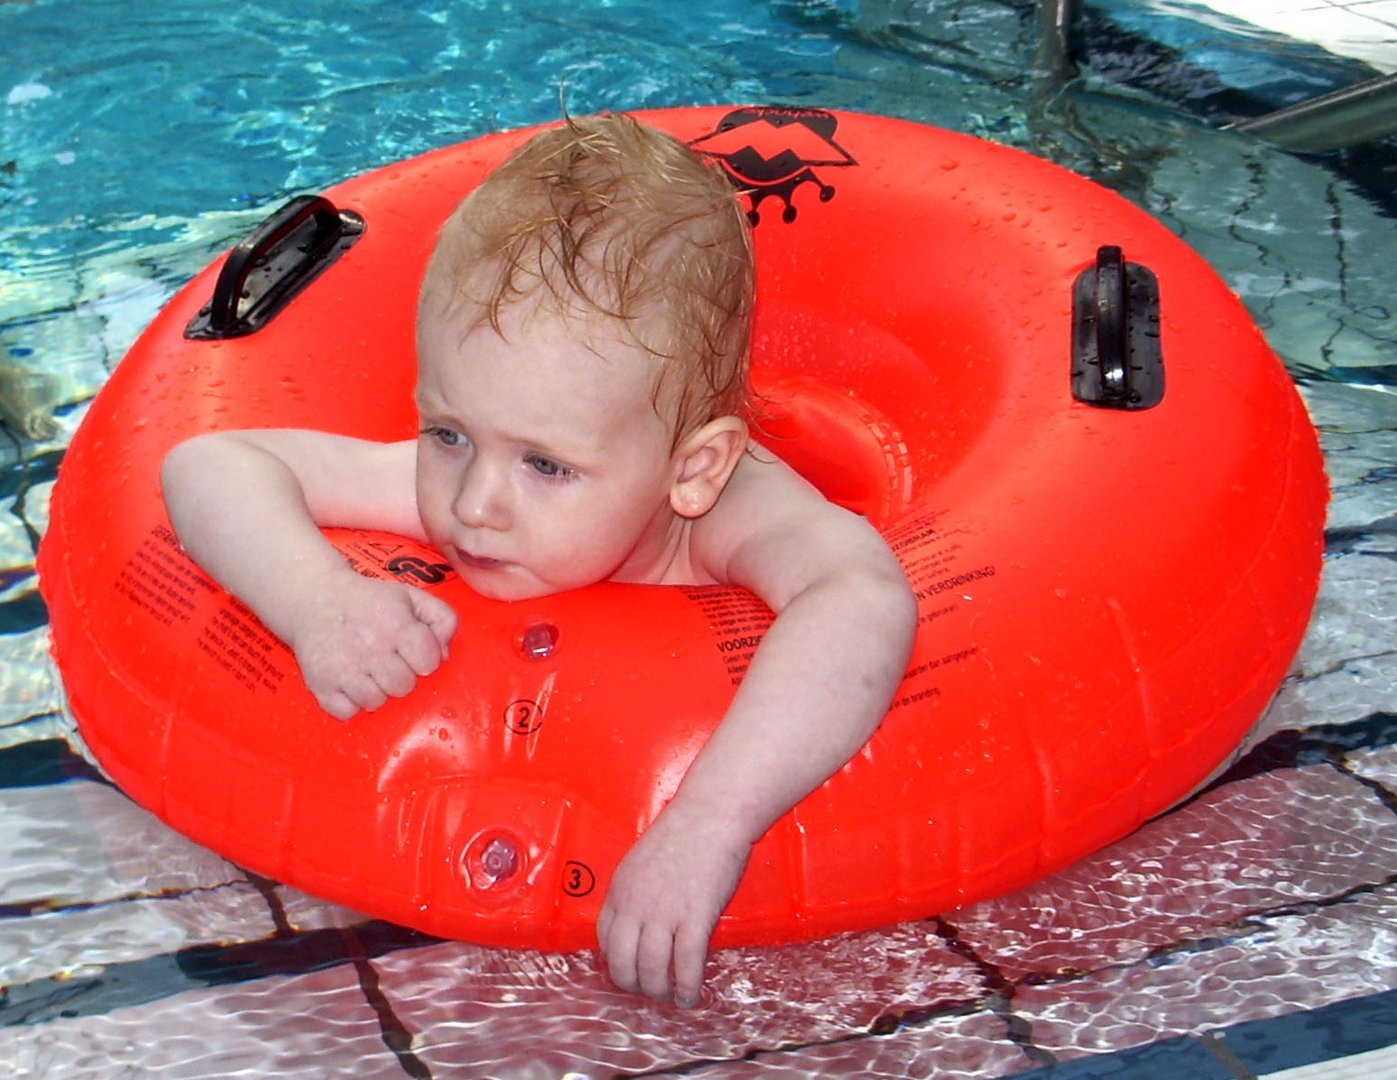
left=412, top=115, right=757, bottom=599
left=418, top=113, right=755, bottom=445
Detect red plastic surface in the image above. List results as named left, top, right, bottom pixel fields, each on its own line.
left=38, top=108, right=1327, bottom=950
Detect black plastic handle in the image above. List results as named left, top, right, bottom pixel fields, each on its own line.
left=1093, top=245, right=1128, bottom=402
left=185, top=194, right=365, bottom=340
left=1071, top=245, right=1164, bottom=410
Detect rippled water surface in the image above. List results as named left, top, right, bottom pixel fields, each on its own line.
left=2, top=1, right=1394, bottom=1076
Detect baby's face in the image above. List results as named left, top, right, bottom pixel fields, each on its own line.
left=414, top=303, right=683, bottom=600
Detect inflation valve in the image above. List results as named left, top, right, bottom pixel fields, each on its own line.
left=462, top=831, right=525, bottom=894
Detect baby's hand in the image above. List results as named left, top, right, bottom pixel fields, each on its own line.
left=287, top=573, right=456, bottom=720
left=596, top=806, right=751, bottom=1008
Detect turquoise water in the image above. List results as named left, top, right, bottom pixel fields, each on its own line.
left=2, top=1, right=1395, bottom=1076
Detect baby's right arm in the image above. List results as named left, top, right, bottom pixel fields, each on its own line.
left=160, top=430, right=456, bottom=719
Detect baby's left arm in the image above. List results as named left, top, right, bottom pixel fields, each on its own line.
left=597, top=453, right=917, bottom=1007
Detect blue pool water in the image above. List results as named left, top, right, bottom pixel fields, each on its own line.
left=2, top=1, right=1395, bottom=1077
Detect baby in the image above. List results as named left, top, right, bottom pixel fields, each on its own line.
left=161, top=113, right=917, bottom=1007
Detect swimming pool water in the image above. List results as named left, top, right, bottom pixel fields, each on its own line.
left=2, top=1, right=1394, bottom=1076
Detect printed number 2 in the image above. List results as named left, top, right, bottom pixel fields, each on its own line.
left=505, top=699, right=542, bottom=734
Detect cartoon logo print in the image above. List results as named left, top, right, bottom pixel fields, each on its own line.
left=688, top=106, right=857, bottom=225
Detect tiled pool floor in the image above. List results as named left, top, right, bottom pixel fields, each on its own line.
left=2, top=2, right=1395, bottom=1077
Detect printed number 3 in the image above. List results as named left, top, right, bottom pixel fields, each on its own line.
left=563, top=860, right=595, bottom=897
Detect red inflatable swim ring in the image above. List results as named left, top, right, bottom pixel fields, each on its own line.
left=40, top=107, right=1327, bottom=950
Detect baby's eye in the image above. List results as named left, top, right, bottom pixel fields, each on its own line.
left=526, top=454, right=574, bottom=481
left=422, top=425, right=465, bottom=448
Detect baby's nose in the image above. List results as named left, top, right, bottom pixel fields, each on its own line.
left=453, top=461, right=510, bottom=529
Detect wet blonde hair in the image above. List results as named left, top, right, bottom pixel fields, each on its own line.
left=419, top=112, right=755, bottom=446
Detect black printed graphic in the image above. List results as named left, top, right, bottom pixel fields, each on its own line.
left=682, top=586, right=774, bottom=686
left=688, top=106, right=857, bottom=224
left=386, top=554, right=453, bottom=584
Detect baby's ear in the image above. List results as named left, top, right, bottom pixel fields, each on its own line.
left=669, top=417, right=748, bottom=519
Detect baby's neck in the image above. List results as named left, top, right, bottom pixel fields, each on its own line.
left=609, top=513, right=715, bottom=588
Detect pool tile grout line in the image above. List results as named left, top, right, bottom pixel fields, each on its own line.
left=927, top=914, right=1059, bottom=1071
left=1200, top=1032, right=1263, bottom=1079
left=342, top=930, right=435, bottom=1080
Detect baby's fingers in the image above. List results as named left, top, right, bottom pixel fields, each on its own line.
left=636, top=923, right=679, bottom=1002
left=410, top=589, right=458, bottom=652
left=598, top=911, right=641, bottom=995
left=671, top=925, right=709, bottom=1009
left=314, top=688, right=361, bottom=722
left=368, top=652, right=419, bottom=699
left=396, top=619, right=450, bottom=678
left=339, top=671, right=389, bottom=714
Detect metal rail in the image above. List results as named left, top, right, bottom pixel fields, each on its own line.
left=1034, top=0, right=1082, bottom=80
left=1033, top=1, right=1397, bottom=152
left=1230, top=73, right=1397, bottom=152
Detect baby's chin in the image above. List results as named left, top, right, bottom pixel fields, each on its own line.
left=452, top=561, right=557, bottom=603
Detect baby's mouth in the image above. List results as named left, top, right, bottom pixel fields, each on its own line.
left=455, top=548, right=508, bottom=572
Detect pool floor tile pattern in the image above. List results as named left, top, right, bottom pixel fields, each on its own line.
left=4, top=2, right=1397, bottom=1077
left=4, top=677, right=1395, bottom=1076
